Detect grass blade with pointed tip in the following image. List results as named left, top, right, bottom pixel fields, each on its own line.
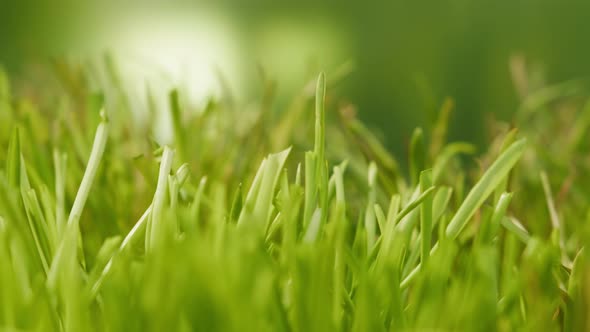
left=484, top=192, right=513, bottom=242
left=146, top=146, right=174, bottom=252
left=169, top=89, right=186, bottom=161
left=67, top=111, right=109, bottom=227
left=409, top=128, right=425, bottom=186
left=501, top=216, right=530, bottom=243
left=445, top=138, right=526, bottom=240
left=314, top=72, right=326, bottom=161
left=252, top=147, right=291, bottom=232
left=365, top=162, right=378, bottom=250
left=432, top=186, right=452, bottom=228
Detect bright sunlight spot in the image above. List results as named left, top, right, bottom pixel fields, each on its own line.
left=112, top=13, right=241, bottom=104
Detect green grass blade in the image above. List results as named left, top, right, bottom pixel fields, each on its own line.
left=396, top=186, right=436, bottom=229
left=445, top=138, right=526, bottom=240
left=409, top=127, right=425, bottom=186
left=314, top=72, right=326, bottom=161
left=365, top=162, right=378, bottom=250
left=491, top=192, right=513, bottom=237
left=146, top=146, right=174, bottom=252
left=432, top=186, right=452, bottom=228
left=169, top=89, right=186, bottom=161
left=419, top=169, right=433, bottom=265
left=252, top=147, right=291, bottom=232
left=501, top=216, right=530, bottom=243
left=6, top=127, right=20, bottom=187
left=67, top=111, right=109, bottom=227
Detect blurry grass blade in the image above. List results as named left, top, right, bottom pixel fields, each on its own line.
left=238, top=148, right=291, bottom=232
left=229, top=183, right=243, bottom=223
left=445, top=138, right=526, bottom=240
left=239, top=159, right=267, bottom=225
left=303, top=208, right=322, bottom=243
left=567, top=248, right=584, bottom=296
left=540, top=171, right=570, bottom=266
left=501, top=216, right=530, bottom=243
left=396, top=186, right=436, bottom=231
left=189, top=176, right=207, bottom=227
left=365, top=162, right=378, bottom=250
left=21, top=188, right=50, bottom=273
left=378, top=195, right=401, bottom=263
left=493, top=129, right=518, bottom=203
left=540, top=171, right=562, bottom=233
left=386, top=194, right=401, bottom=227
left=53, top=150, right=67, bottom=235
left=38, top=185, right=58, bottom=250
left=486, top=192, right=513, bottom=242
left=253, top=148, right=291, bottom=231
left=314, top=72, right=326, bottom=161
left=313, top=73, right=330, bottom=230
left=565, top=248, right=586, bottom=332
left=429, top=97, right=454, bottom=158
left=6, top=127, right=20, bottom=187
left=432, top=186, right=452, bottom=227
left=295, top=163, right=302, bottom=187
left=518, top=79, right=585, bottom=119
left=303, top=152, right=317, bottom=227
left=432, top=142, right=476, bottom=183
left=374, top=204, right=386, bottom=234
left=146, top=146, right=174, bottom=252
left=67, top=111, right=109, bottom=226
left=419, top=169, right=433, bottom=265
left=175, top=163, right=190, bottom=187
left=169, top=89, right=186, bottom=161
left=569, top=98, right=590, bottom=152
left=409, top=128, right=425, bottom=185
left=87, top=235, right=122, bottom=294
left=340, top=109, right=403, bottom=190
left=333, top=163, right=346, bottom=206
left=65, top=110, right=109, bottom=270
left=121, top=204, right=152, bottom=249
left=91, top=205, right=152, bottom=297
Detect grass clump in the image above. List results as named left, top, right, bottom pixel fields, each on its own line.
left=0, top=62, right=589, bottom=331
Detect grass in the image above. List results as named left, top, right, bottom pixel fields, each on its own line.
left=0, top=61, right=589, bottom=331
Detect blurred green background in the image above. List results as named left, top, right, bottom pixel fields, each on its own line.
left=2, top=0, right=590, bottom=156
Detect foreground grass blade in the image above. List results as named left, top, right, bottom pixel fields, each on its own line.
left=485, top=192, right=513, bottom=242
left=419, top=169, right=433, bottom=265
left=252, top=148, right=291, bottom=232
left=146, top=146, right=175, bottom=252
left=501, top=216, right=530, bottom=243
left=67, top=111, right=109, bottom=226
left=365, top=162, right=378, bottom=250
left=446, top=138, right=526, bottom=239
left=47, top=110, right=109, bottom=294
left=314, top=72, right=326, bottom=162
left=90, top=204, right=152, bottom=297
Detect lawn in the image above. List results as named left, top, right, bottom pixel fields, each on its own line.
left=0, top=64, right=588, bottom=331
